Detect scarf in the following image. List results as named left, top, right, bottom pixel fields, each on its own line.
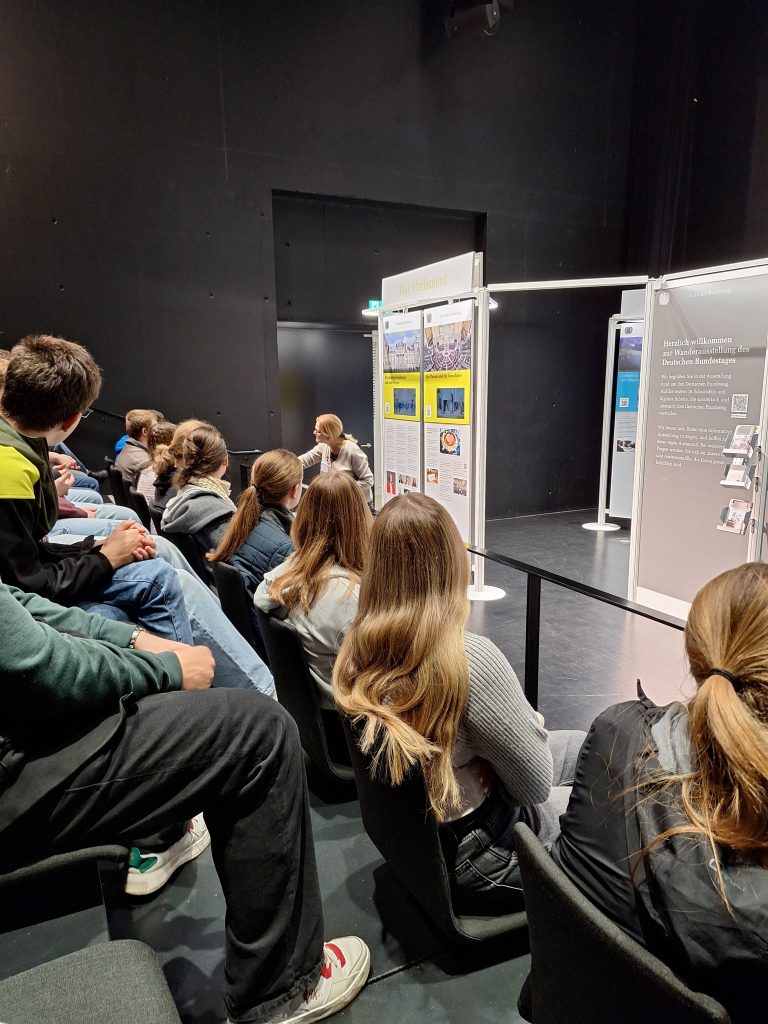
left=189, top=474, right=237, bottom=510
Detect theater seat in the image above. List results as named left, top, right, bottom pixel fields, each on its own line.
left=342, top=716, right=527, bottom=944
left=512, top=822, right=731, bottom=1024
left=0, top=940, right=181, bottom=1023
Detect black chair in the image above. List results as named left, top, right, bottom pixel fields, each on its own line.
left=226, top=448, right=263, bottom=494
left=106, top=463, right=130, bottom=507
left=341, top=716, right=527, bottom=945
left=255, top=608, right=355, bottom=795
left=159, top=529, right=213, bottom=587
left=512, top=823, right=731, bottom=1024
left=211, top=560, right=270, bottom=665
left=128, top=485, right=152, bottom=531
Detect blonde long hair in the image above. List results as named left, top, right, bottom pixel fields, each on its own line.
left=645, top=562, right=768, bottom=879
left=317, top=412, right=357, bottom=446
left=333, top=493, right=470, bottom=819
left=269, top=473, right=371, bottom=613
left=209, top=449, right=302, bottom=563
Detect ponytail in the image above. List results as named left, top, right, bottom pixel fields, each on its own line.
left=208, top=485, right=262, bottom=562
left=208, top=448, right=302, bottom=563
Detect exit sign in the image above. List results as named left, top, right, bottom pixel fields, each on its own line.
left=368, top=299, right=382, bottom=309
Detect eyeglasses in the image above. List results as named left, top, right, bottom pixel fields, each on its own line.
left=80, top=408, right=93, bottom=419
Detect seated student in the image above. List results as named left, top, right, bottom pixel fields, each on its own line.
left=209, top=448, right=302, bottom=604
left=334, top=493, right=585, bottom=911
left=161, top=422, right=236, bottom=569
left=136, top=418, right=176, bottom=519
left=298, top=414, right=374, bottom=506
left=255, top=473, right=370, bottom=706
left=0, top=335, right=273, bottom=695
left=115, top=408, right=163, bottom=484
left=0, top=581, right=370, bottom=1024
left=552, top=562, right=768, bottom=1024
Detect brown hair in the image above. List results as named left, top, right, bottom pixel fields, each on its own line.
left=125, top=408, right=162, bottom=440
left=169, top=421, right=227, bottom=488
left=644, top=562, right=768, bottom=887
left=333, top=493, right=470, bottom=820
left=146, top=419, right=176, bottom=474
left=269, top=473, right=371, bottom=613
left=316, top=412, right=357, bottom=446
left=0, top=335, right=102, bottom=432
left=0, top=349, right=11, bottom=393
left=209, top=449, right=303, bottom=563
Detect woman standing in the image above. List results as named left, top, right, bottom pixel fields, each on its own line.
left=333, top=493, right=584, bottom=913
left=299, top=414, right=374, bottom=506
left=255, top=473, right=371, bottom=706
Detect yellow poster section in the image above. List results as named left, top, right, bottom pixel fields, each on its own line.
left=423, top=369, right=471, bottom=425
left=383, top=372, right=421, bottom=421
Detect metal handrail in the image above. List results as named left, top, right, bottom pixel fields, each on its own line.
left=466, top=544, right=685, bottom=709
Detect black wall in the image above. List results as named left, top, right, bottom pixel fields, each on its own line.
left=1, top=0, right=765, bottom=516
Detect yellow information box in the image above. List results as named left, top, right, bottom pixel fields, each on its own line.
left=423, top=369, right=470, bottom=425
left=383, top=372, right=421, bottom=421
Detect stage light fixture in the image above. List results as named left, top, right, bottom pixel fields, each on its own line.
left=445, top=0, right=501, bottom=39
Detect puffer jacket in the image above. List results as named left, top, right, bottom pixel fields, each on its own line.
left=227, top=505, right=294, bottom=603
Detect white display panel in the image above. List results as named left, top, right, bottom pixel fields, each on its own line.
left=630, top=269, right=768, bottom=615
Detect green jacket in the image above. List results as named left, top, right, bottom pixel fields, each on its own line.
left=0, top=582, right=182, bottom=832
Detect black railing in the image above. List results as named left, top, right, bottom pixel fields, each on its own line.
left=467, top=545, right=685, bottom=710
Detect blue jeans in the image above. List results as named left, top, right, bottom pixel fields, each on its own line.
left=71, top=471, right=99, bottom=492
left=77, top=559, right=193, bottom=643
left=68, top=487, right=104, bottom=506
left=48, top=506, right=142, bottom=539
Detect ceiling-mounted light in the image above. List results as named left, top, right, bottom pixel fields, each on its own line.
left=445, top=0, right=501, bottom=39
left=361, top=307, right=380, bottom=318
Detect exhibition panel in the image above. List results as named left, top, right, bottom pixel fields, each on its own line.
left=630, top=260, right=768, bottom=617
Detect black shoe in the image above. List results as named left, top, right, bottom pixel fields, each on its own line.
left=90, top=469, right=108, bottom=482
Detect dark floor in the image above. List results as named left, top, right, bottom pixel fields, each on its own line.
left=15, top=510, right=694, bottom=1022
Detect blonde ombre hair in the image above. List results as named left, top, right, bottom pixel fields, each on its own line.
left=333, top=493, right=470, bottom=820
left=316, top=413, right=357, bottom=445
left=269, top=473, right=371, bottom=613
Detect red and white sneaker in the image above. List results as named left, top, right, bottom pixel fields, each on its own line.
left=124, top=815, right=210, bottom=896
left=265, top=937, right=371, bottom=1023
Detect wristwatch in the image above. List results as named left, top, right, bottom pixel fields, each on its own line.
left=128, top=627, right=144, bottom=650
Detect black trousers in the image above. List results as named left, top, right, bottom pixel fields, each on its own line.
left=1, top=690, right=324, bottom=1024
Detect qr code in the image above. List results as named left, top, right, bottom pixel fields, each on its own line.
left=731, top=394, right=748, bottom=415
left=619, top=397, right=629, bottom=409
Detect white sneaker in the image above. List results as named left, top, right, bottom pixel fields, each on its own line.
left=254, top=937, right=370, bottom=1024
left=124, top=815, right=210, bottom=896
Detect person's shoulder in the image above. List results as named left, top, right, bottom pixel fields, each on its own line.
left=0, top=443, right=41, bottom=499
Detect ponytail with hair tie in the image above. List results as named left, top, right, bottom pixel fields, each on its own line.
left=707, top=667, right=742, bottom=688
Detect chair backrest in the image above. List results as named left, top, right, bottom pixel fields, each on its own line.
left=159, top=529, right=213, bottom=586
left=106, top=464, right=129, bottom=507
left=341, top=716, right=526, bottom=943
left=210, top=561, right=269, bottom=664
left=127, top=486, right=152, bottom=531
left=512, top=823, right=731, bottom=1024
left=255, top=607, right=354, bottom=792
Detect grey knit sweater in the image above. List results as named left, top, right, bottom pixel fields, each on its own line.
left=448, top=632, right=553, bottom=819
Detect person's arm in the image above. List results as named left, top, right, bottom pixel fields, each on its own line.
left=298, top=444, right=323, bottom=469
left=254, top=558, right=292, bottom=616
left=0, top=584, right=182, bottom=715
left=0, top=495, right=114, bottom=602
left=462, top=633, right=553, bottom=805
left=348, top=446, right=374, bottom=493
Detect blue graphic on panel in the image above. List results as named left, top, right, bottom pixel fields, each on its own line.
left=615, top=336, right=642, bottom=413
